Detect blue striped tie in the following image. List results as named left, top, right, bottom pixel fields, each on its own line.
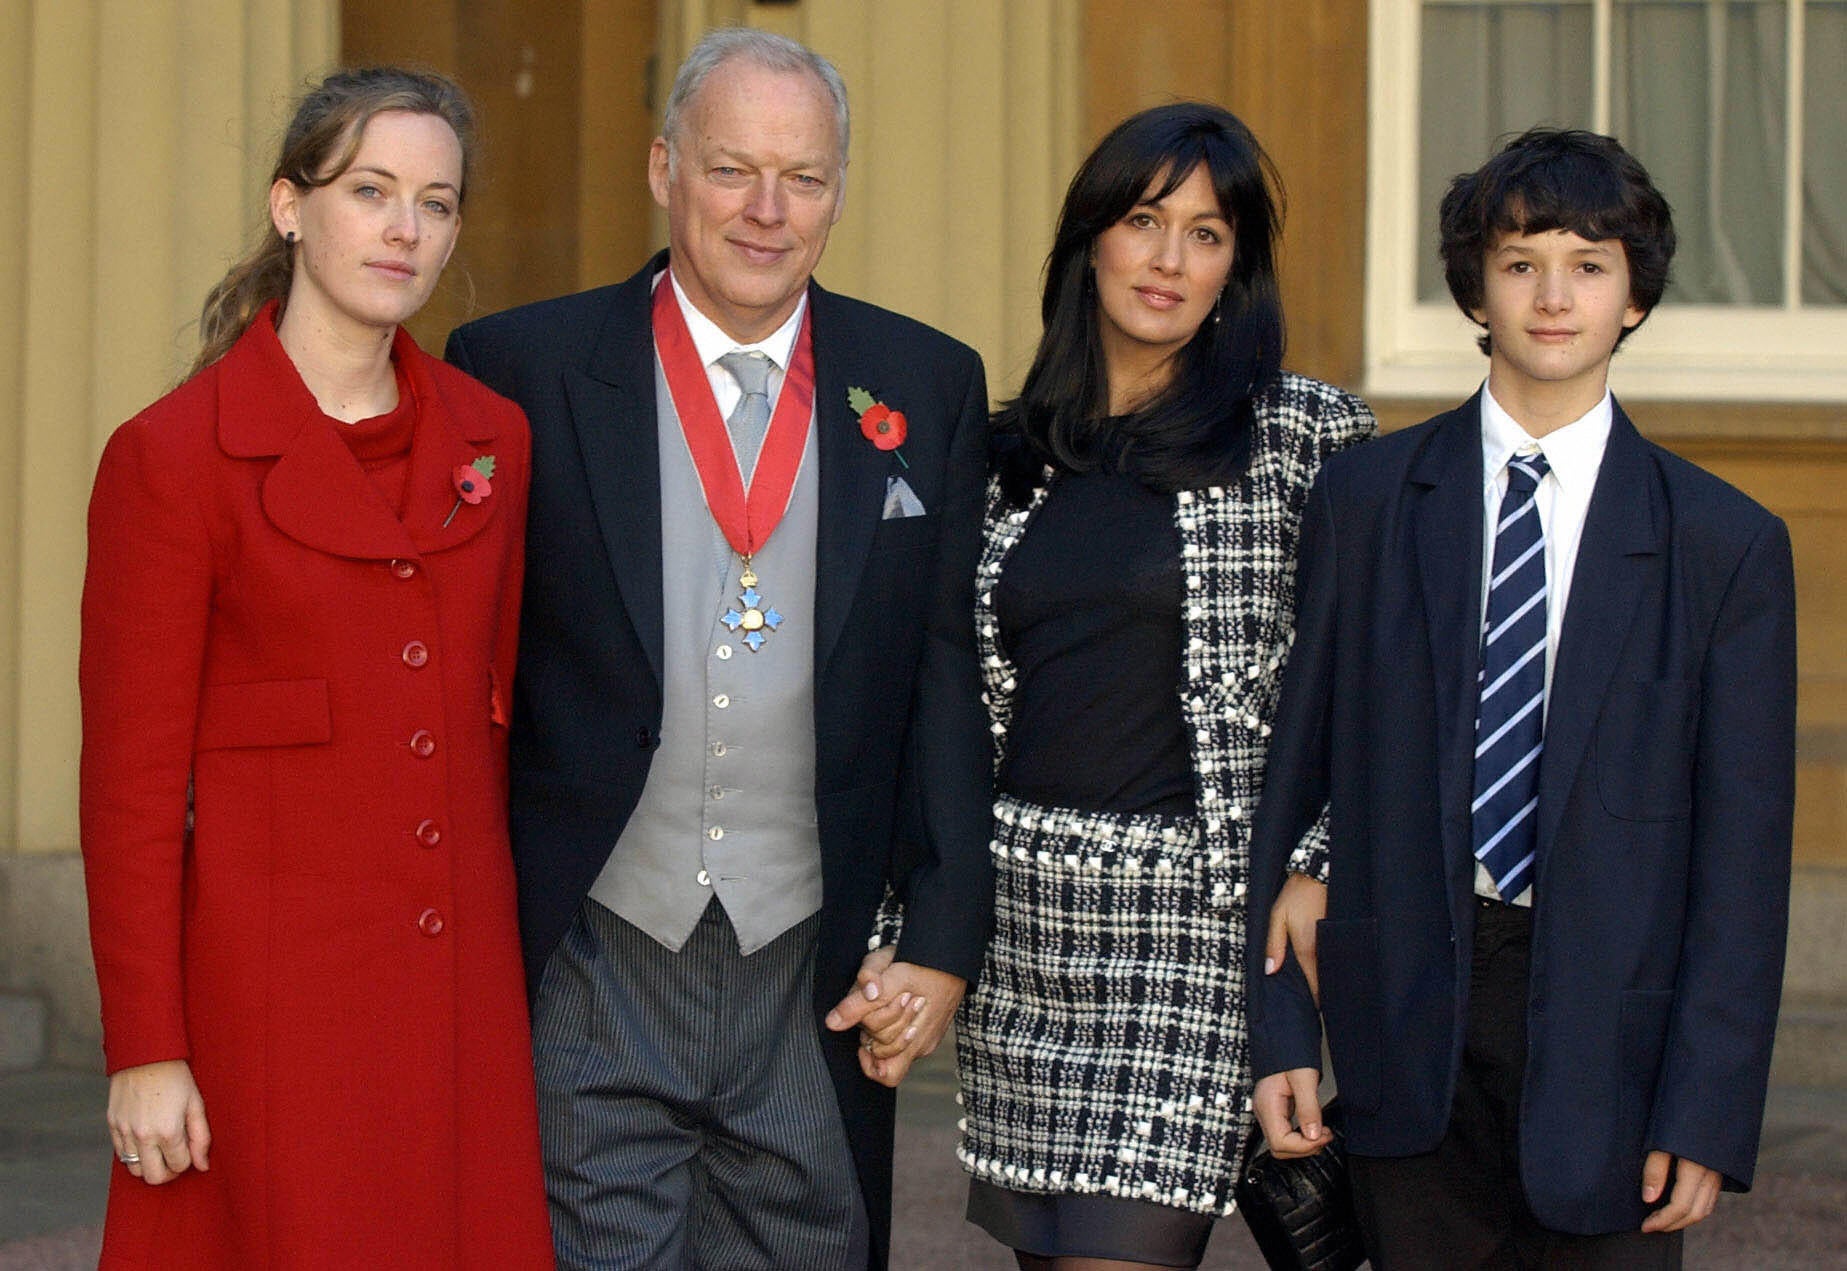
left=1473, top=449, right=1551, bottom=902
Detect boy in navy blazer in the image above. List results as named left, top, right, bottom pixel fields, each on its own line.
left=1246, top=128, right=1795, bottom=1268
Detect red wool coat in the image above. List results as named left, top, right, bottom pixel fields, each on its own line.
left=79, top=306, right=553, bottom=1269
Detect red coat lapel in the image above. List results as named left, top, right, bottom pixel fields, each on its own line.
left=215, top=304, right=501, bottom=560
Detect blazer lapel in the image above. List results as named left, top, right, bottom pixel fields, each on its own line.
left=1536, top=404, right=1661, bottom=860
left=1410, top=397, right=1487, bottom=908
left=809, top=283, right=891, bottom=677
left=569, top=259, right=666, bottom=687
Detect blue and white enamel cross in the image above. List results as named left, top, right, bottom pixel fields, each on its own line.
left=722, top=562, right=784, bottom=652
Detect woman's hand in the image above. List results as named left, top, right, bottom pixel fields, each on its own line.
left=1264, top=872, right=1328, bottom=1001
left=826, top=947, right=966, bottom=1087
left=107, top=1059, right=211, bottom=1185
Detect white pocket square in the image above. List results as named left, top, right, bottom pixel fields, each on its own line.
left=882, top=476, right=927, bottom=520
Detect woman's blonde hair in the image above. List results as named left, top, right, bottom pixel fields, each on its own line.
left=191, top=66, right=477, bottom=376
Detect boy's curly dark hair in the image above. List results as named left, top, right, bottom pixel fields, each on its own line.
left=1440, top=127, right=1675, bottom=355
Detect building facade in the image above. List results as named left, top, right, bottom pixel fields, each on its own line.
left=2, top=0, right=1841, bottom=1079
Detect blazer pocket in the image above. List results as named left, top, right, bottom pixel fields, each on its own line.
left=195, top=678, right=332, bottom=750
left=1595, top=679, right=1697, bottom=821
left=1316, top=917, right=1383, bottom=1114
left=873, top=512, right=938, bottom=553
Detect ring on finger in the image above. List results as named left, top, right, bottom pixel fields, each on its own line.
left=119, top=1152, right=141, bottom=1164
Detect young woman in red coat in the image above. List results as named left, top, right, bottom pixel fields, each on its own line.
left=79, top=67, right=553, bottom=1268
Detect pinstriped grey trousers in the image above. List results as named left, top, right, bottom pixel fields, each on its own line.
left=532, top=897, right=870, bottom=1270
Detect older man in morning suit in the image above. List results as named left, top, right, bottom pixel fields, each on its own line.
left=445, top=29, right=992, bottom=1271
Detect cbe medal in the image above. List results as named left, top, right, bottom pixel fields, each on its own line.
left=722, top=561, right=784, bottom=652
left=652, top=273, right=815, bottom=653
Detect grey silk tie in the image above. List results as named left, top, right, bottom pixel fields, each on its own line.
left=717, top=351, right=773, bottom=485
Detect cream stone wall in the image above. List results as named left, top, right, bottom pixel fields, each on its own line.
left=0, top=0, right=336, bottom=1063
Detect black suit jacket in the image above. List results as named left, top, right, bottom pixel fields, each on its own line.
left=446, top=253, right=993, bottom=1265
left=1247, top=393, right=1795, bottom=1235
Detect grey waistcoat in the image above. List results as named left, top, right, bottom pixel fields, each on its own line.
left=587, top=354, right=823, bottom=954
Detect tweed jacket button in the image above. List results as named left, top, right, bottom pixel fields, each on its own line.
left=389, top=558, right=417, bottom=579
left=401, top=640, right=429, bottom=668
left=414, top=819, right=441, bottom=847
left=417, top=908, right=444, bottom=936
left=409, top=729, right=436, bottom=758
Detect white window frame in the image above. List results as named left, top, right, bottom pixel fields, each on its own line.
left=1365, top=0, right=1847, bottom=402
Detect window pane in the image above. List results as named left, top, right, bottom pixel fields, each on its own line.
left=1612, top=1, right=1786, bottom=305
left=1418, top=3, right=1595, bottom=301
left=1804, top=1, right=1847, bottom=304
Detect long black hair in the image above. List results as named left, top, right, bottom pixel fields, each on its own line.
left=995, top=102, right=1285, bottom=502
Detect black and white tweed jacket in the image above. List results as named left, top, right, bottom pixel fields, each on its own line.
left=956, top=371, right=1375, bottom=1215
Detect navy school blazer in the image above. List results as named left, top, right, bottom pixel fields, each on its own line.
left=1246, top=392, right=1795, bottom=1235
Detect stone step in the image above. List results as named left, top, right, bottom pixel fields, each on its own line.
left=1770, top=992, right=1847, bottom=1088
left=0, top=993, right=48, bottom=1073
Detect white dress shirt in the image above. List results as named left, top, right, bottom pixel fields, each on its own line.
left=1474, top=384, right=1611, bottom=902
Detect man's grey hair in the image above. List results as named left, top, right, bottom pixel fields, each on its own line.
left=662, top=27, right=850, bottom=172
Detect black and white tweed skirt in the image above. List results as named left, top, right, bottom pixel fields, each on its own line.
left=955, top=792, right=1255, bottom=1219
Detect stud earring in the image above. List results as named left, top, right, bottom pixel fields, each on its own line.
left=285, top=231, right=297, bottom=246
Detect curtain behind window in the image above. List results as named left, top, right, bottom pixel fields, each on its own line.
left=1416, top=0, right=1844, bottom=308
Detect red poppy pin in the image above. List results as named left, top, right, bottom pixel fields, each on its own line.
left=848, top=387, right=909, bottom=468
left=444, top=455, right=496, bottom=527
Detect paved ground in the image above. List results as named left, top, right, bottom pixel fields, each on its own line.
left=4, top=1051, right=1843, bottom=1269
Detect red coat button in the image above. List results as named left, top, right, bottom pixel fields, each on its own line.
left=409, top=729, right=436, bottom=758
left=415, top=819, right=441, bottom=847
left=390, top=559, right=418, bottom=579
left=402, top=640, right=430, bottom=668
left=417, top=908, right=445, bottom=936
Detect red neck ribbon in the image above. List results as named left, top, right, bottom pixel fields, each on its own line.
left=652, top=275, right=816, bottom=559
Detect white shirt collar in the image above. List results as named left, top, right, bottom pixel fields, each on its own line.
left=1479, top=382, right=1612, bottom=500
left=658, top=269, right=806, bottom=373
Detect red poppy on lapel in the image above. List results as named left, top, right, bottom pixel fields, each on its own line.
left=849, top=386, right=909, bottom=469
left=445, top=455, right=496, bottom=527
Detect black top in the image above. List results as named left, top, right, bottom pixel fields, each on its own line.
left=994, top=469, right=1195, bottom=815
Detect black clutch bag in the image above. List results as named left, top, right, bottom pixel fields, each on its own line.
left=1234, top=1101, right=1367, bottom=1271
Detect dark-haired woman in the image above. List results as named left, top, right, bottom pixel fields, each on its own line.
left=951, top=104, right=1373, bottom=1269
left=79, top=68, right=552, bottom=1268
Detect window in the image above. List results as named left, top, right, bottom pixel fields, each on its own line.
left=1366, top=0, right=1847, bottom=400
